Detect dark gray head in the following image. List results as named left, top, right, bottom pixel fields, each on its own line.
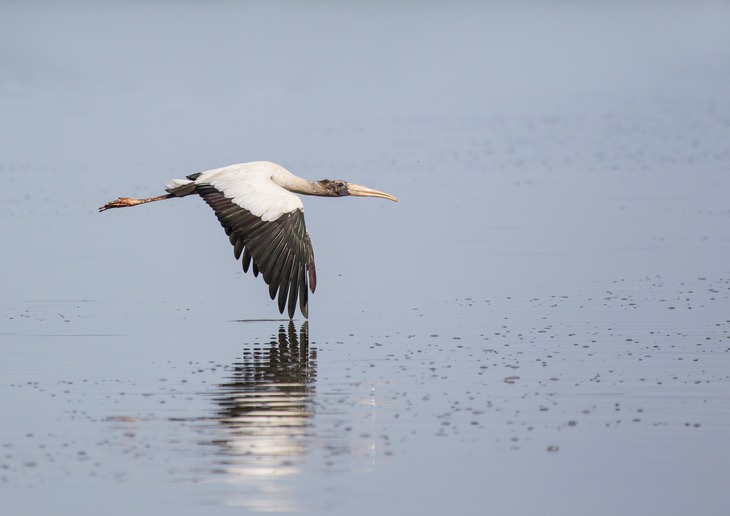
left=317, top=179, right=350, bottom=197
left=316, top=179, right=398, bottom=201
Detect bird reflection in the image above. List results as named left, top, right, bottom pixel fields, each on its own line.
left=209, top=321, right=316, bottom=511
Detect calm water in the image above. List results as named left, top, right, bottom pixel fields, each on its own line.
left=2, top=2, right=730, bottom=515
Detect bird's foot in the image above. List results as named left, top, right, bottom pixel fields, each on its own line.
left=98, top=197, right=141, bottom=212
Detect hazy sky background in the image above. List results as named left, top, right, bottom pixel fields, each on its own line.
left=2, top=1, right=728, bottom=313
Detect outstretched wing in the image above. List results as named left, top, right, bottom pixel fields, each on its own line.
left=193, top=182, right=317, bottom=318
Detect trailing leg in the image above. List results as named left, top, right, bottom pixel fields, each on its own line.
left=98, top=193, right=174, bottom=212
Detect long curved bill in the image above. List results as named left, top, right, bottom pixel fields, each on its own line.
left=346, top=183, right=399, bottom=202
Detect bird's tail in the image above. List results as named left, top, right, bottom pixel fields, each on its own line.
left=165, top=179, right=196, bottom=197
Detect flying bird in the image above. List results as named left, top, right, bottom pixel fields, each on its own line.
left=99, top=161, right=398, bottom=318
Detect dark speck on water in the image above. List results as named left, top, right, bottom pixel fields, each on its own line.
left=2, top=1, right=730, bottom=515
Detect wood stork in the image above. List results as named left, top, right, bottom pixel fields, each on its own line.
left=99, top=161, right=398, bottom=318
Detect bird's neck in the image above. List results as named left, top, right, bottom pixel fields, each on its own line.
left=273, top=170, right=329, bottom=196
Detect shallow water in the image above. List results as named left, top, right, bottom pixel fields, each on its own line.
left=2, top=1, right=730, bottom=515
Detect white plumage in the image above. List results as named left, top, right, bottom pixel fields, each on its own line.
left=168, top=162, right=305, bottom=222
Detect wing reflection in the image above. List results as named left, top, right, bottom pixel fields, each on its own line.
left=209, top=321, right=316, bottom=511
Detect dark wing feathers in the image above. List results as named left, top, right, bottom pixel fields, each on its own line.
left=241, top=247, right=252, bottom=272
left=233, top=239, right=244, bottom=260
left=195, top=184, right=316, bottom=318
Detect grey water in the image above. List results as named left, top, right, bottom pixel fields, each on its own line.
left=2, top=1, right=730, bottom=515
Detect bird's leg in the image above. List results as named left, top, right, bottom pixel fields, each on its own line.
left=98, top=193, right=174, bottom=212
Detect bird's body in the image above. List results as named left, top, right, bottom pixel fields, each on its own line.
left=174, top=162, right=307, bottom=222
left=99, top=161, right=397, bottom=319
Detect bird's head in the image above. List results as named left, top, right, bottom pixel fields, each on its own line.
left=317, top=179, right=398, bottom=202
